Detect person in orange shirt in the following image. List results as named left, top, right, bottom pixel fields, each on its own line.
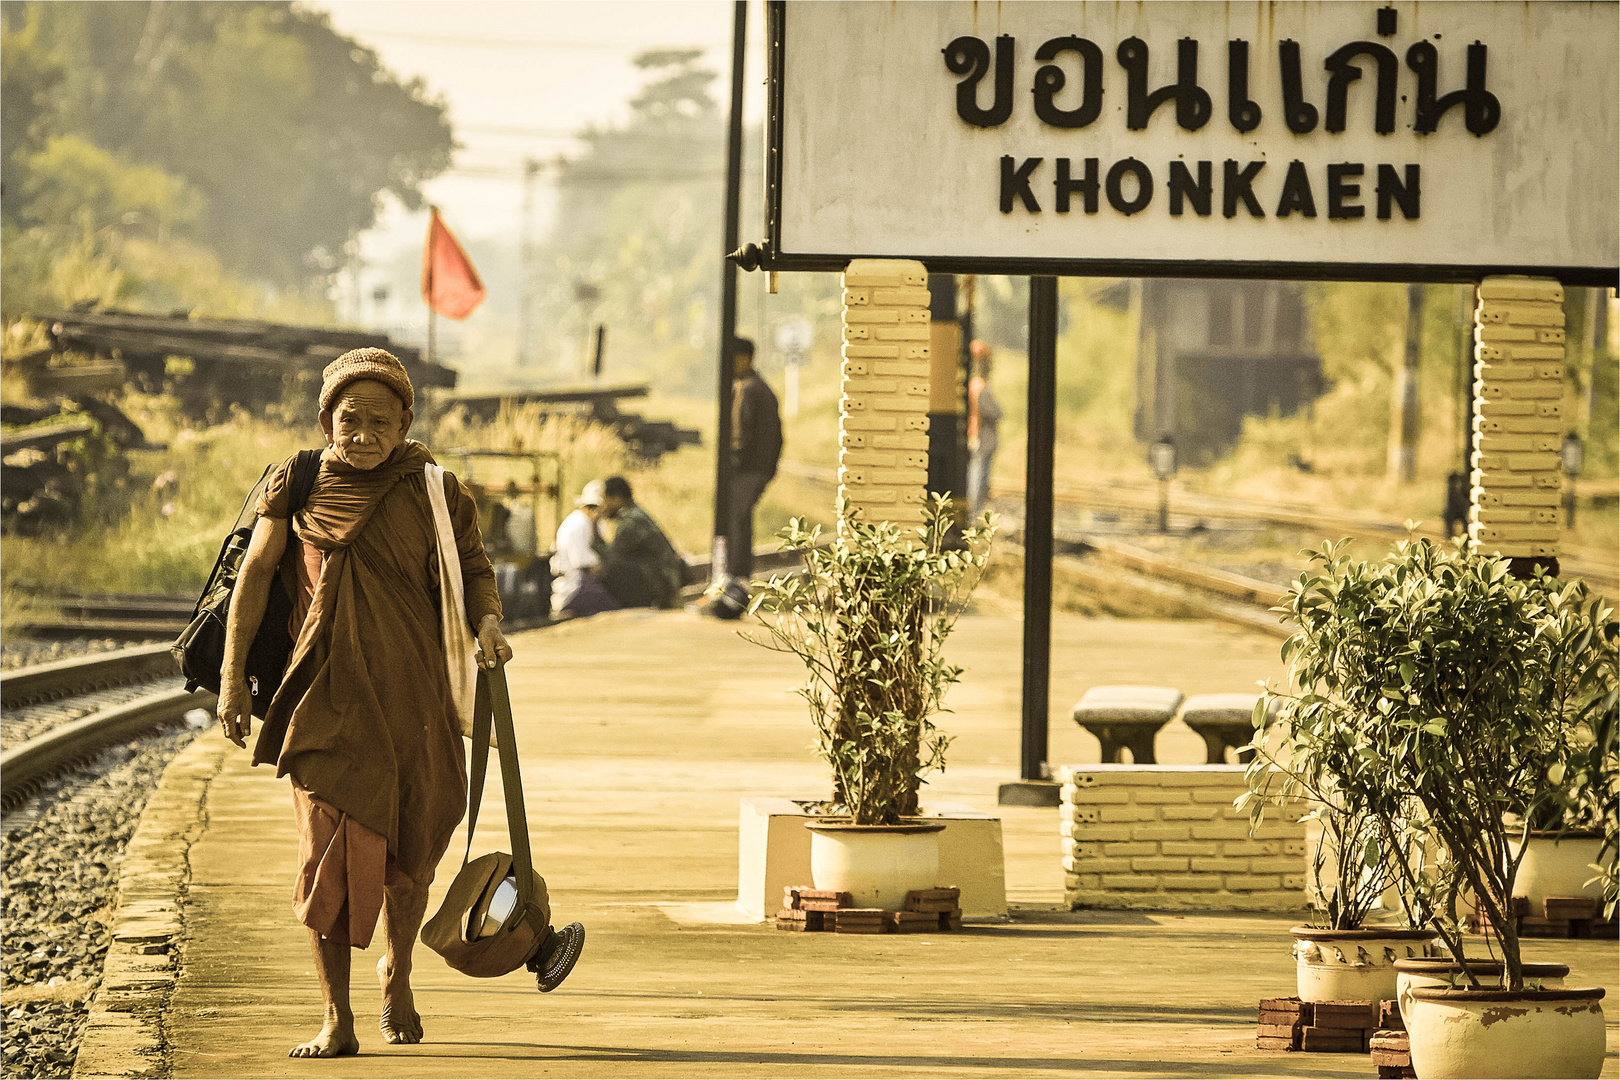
left=966, top=340, right=1003, bottom=519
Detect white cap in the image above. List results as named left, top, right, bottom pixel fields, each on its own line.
left=575, top=479, right=606, bottom=507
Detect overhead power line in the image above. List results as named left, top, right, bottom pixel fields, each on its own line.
left=459, top=123, right=584, bottom=138
left=350, top=28, right=730, bottom=51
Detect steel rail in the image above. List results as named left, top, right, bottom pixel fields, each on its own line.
left=780, top=461, right=1616, bottom=595
left=1, top=643, right=179, bottom=710
left=0, top=686, right=209, bottom=809
left=1054, top=550, right=1289, bottom=640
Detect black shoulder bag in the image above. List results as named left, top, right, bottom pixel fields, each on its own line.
left=171, top=449, right=322, bottom=717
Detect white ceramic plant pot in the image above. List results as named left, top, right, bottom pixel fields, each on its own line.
left=1395, top=958, right=1568, bottom=1015
left=1290, top=927, right=1437, bottom=1004
left=805, top=821, right=945, bottom=911
left=1406, top=987, right=1606, bottom=1079
left=1509, top=832, right=1606, bottom=910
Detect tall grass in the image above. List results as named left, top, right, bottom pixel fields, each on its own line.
left=1, top=396, right=319, bottom=606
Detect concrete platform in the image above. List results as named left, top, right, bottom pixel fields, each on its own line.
left=110, top=611, right=1618, bottom=1078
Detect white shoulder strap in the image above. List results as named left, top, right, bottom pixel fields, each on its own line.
left=425, top=463, right=478, bottom=737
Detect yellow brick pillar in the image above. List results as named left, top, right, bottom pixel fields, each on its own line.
left=1469, top=276, right=1567, bottom=563
left=839, top=259, right=931, bottom=530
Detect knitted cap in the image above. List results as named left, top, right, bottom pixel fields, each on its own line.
left=319, top=348, right=415, bottom=411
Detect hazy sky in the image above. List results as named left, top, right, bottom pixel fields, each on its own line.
left=319, top=1, right=765, bottom=268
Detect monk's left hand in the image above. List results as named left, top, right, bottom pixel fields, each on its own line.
left=476, top=615, right=512, bottom=670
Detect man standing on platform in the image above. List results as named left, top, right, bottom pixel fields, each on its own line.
left=712, top=337, right=782, bottom=619
left=216, top=349, right=583, bottom=1060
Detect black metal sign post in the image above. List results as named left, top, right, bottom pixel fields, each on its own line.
left=711, top=0, right=748, bottom=584
left=1015, top=277, right=1059, bottom=795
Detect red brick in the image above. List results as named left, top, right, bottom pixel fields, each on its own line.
left=1519, top=915, right=1572, bottom=937
left=1256, top=1035, right=1296, bottom=1051
left=1257, top=1023, right=1300, bottom=1039
left=798, top=900, right=845, bottom=912
left=1300, top=1027, right=1366, bottom=1052
left=1311, top=1001, right=1378, bottom=1029
left=1258, top=997, right=1308, bottom=1016
left=1377, top=1001, right=1404, bottom=1031
left=1257, top=1010, right=1303, bottom=1026
left=1544, top=896, right=1598, bottom=920
left=790, top=888, right=853, bottom=904
left=904, top=888, right=960, bottom=913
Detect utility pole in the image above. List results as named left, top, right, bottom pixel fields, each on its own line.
left=1390, top=282, right=1424, bottom=482
left=710, top=0, right=747, bottom=584
left=517, top=157, right=541, bottom=366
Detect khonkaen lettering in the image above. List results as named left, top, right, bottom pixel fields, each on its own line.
left=942, top=12, right=1500, bottom=137
left=952, top=9, right=1486, bottom=220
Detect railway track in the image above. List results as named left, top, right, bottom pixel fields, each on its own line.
left=8, top=591, right=194, bottom=643
left=0, top=646, right=208, bottom=811
left=778, top=461, right=1618, bottom=598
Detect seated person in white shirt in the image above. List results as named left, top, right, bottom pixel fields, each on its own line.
left=551, top=480, right=619, bottom=618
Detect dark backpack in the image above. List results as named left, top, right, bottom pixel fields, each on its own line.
left=172, top=449, right=322, bottom=717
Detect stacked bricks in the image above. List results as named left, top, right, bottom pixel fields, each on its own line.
left=1059, top=765, right=1307, bottom=912
left=776, top=887, right=962, bottom=934
left=1256, top=998, right=1383, bottom=1054
left=1469, top=276, right=1567, bottom=563
left=1467, top=895, right=1617, bottom=939
left=840, top=259, right=931, bottom=530
left=1370, top=999, right=1416, bottom=1078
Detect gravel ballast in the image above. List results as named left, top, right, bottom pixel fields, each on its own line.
left=1, top=721, right=204, bottom=1079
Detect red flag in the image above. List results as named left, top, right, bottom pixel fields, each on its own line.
left=421, top=207, right=486, bottom=320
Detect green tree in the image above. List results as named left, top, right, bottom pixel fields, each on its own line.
left=3, top=0, right=452, bottom=286
left=0, top=3, right=64, bottom=217
left=533, top=48, right=728, bottom=391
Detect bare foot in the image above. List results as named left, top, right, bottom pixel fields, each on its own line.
left=289, top=1008, right=359, bottom=1058
left=377, top=955, right=423, bottom=1045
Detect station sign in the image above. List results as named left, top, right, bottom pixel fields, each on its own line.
left=763, top=1, right=1619, bottom=283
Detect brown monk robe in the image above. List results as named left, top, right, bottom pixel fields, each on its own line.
left=218, top=355, right=517, bottom=1060
left=253, top=440, right=500, bottom=944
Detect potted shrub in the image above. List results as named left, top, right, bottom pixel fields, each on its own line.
left=746, top=496, right=994, bottom=910
left=1263, top=538, right=1613, bottom=1079
left=1243, top=662, right=1436, bottom=1004
left=1506, top=647, right=1619, bottom=916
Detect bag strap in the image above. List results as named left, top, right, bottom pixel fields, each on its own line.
left=461, top=662, right=538, bottom=910
left=287, top=448, right=322, bottom=516
left=187, top=449, right=319, bottom=620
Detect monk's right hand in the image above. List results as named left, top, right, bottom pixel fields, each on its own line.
left=217, top=674, right=252, bottom=749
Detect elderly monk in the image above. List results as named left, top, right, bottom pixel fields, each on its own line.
left=216, top=348, right=581, bottom=1059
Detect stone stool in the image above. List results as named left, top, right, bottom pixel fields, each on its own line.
left=1179, top=692, right=1263, bottom=764
left=1072, top=685, right=1184, bottom=765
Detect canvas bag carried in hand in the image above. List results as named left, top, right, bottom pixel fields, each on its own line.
left=420, top=663, right=552, bottom=978
left=424, top=462, right=485, bottom=741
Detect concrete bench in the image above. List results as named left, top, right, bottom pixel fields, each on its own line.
left=1178, top=692, right=1263, bottom=764
left=1072, top=685, right=1184, bottom=764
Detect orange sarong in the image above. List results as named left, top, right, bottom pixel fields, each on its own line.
left=291, top=783, right=396, bottom=948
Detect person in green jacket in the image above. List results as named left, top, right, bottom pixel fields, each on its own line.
left=597, top=476, right=685, bottom=608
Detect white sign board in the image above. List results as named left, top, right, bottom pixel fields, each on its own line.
left=769, top=1, right=1619, bottom=282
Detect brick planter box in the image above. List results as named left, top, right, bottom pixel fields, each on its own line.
left=1060, top=765, right=1307, bottom=912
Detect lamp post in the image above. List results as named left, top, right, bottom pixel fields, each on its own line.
left=1560, top=432, right=1584, bottom=529
left=1150, top=436, right=1177, bottom=534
